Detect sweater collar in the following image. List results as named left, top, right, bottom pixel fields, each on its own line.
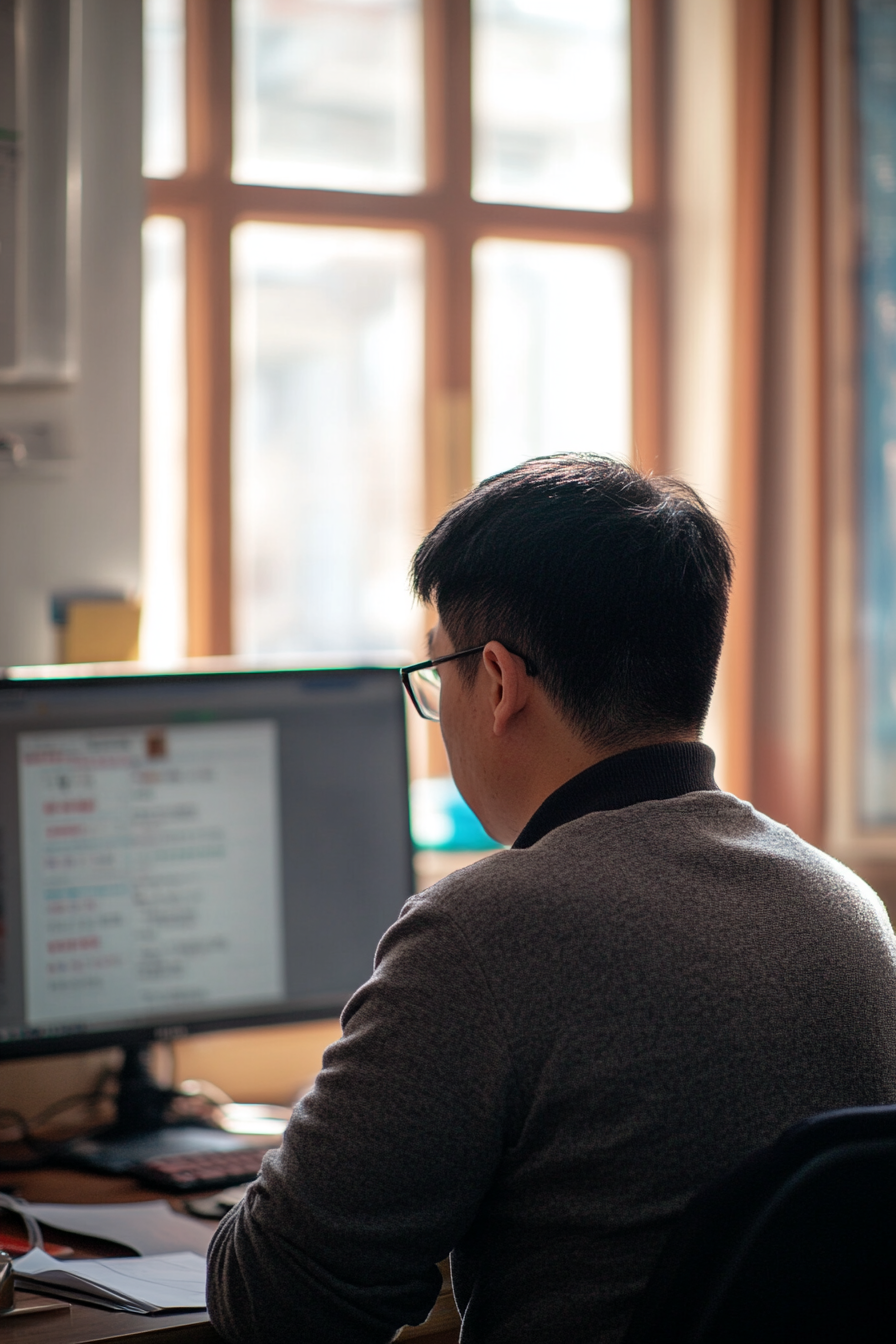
left=512, top=741, right=719, bottom=850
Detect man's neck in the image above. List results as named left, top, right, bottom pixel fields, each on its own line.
left=513, top=740, right=718, bottom=848
left=492, top=729, right=700, bottom=846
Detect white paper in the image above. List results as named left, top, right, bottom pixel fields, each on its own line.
left=24, top=1200, right=215, bottom=1256
left=14, top=1247, right=207, bottom=1311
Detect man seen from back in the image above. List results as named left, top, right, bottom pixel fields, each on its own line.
left=207, top=455, right=896, bottom=1343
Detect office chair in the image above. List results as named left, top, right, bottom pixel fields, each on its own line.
left=623, top=1104, right=896, bottom=1344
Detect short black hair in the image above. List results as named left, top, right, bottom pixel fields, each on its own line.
left=411, top=455, right=733, bottom=749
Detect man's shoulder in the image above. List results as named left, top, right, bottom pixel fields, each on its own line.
left=405, top=791, right=744, bottom=922
left=405, top=847, right=518, bottom=919
left=407, top=789, right=887, bottom=933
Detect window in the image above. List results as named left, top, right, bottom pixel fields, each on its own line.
left=142, top=0, right=662, bottom=662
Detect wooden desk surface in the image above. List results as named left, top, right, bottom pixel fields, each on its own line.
left=1, top=1168, right=460, bottom=1344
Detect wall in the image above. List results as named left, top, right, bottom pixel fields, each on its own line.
left=1, top=1021, right=343, bottom=1127
left=665, top=0, right=736, bottom=787
left=0, top=0, right=147, bottom=1129
left=0, top=0, right=142, bottom=668
left=0, top=0, right=147, bottom=1134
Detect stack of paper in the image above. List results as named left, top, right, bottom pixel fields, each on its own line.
left=13, top=1247, right=207, bottom=1314
left=22, top=1200, right=215, bottom=1256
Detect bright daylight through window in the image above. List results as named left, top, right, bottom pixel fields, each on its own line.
left=233, top=0, right=425, bottom=193
left=142, top=0, right=652, bottom=663
left=232, top=223, right=424, bottom=657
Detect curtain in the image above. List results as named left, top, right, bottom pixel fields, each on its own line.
left=669, top=0, right=830, bottom=848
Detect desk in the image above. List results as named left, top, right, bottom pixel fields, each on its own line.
left=1, top=1169, right=460, bottom=1344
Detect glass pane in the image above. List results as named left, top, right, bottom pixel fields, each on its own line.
left=141, top=216, right=187, bottom=663
left=233, top=223, right=424, bottom=657
left=856, top=2, right=896, bottom=823
left=233, top=0, right=424, bottom=194
left=472, top=0, right=631, bottom=212
left=143, top=0, right=186, bottom=179
left=473, top=238, right=631, bottom=482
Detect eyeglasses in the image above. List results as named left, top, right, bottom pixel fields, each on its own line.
left=400, top=644, right=537, bottom=722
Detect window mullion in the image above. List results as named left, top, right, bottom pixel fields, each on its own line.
left=424, top=0, right=474, bottom=535
left=184, top=0, right=234, bottom=654
left=631, top=0, right=661, bottom=211
left=631, top=0, right=665, bottom=474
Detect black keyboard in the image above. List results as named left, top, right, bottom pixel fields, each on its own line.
left=134, top=1143, right=278, bottom=1193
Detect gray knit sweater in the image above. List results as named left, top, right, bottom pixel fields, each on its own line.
left=207, top=744, right=896, bottom=1344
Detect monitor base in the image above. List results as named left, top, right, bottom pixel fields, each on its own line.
left=56, top=1044, right=245, bottom=1174
left=59, top=1124, right=249, bottom=1175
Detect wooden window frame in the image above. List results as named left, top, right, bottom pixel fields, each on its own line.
left=145, top=0, right=665, bottom=657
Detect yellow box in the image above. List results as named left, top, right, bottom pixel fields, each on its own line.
left=62, top=599, right=141, bottom=663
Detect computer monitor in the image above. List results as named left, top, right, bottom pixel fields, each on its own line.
left=0, top=664, right=413, bottom=1162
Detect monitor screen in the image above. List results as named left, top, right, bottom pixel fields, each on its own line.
left=0, top=666, right=413, bottom=1059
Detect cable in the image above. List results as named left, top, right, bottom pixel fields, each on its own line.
left=0, top=1110, right=28, bottom=1144
left=178, top=1078, right=234, bottom=1106
left=25, top=1086, right=114, bottom=1136
left=0, top=1061, right=248, bottom=1171
left=0, top=1070, right=119, bottom=1169
left=0, top=1193, right=44, bottom=1250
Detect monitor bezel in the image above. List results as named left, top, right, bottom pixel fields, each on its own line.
left=0, top=662, right=414, bottom=1062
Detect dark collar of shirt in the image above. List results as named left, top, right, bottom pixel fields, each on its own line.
left=512, top=741, right=720, bottom=850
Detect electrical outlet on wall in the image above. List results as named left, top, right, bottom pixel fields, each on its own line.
left=0, top=422, right=73, bottom=476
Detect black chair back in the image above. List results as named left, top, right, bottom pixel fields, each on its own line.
left=624, top=1105, right=896, bottom=1344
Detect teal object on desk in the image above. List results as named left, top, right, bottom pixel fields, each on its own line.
left=410, top=777, right=502, bottom=851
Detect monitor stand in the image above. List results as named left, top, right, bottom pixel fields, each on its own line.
left=59, top=1045, right=248, bottom=1174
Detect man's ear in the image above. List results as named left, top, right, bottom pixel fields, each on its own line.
left=481, top=641, right=532, bottom=736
